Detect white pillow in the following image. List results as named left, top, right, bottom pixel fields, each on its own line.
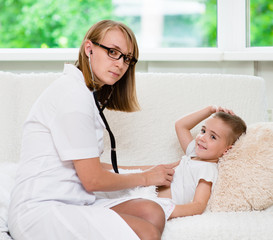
left=0, top=162, right=18, bottom=233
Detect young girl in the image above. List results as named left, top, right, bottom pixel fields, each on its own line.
left=158, top=105, right=247, bottom=219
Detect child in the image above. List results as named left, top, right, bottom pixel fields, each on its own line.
left=157, top=105, right=247, bottom=219
left=95, top=105, right=246, bottom=221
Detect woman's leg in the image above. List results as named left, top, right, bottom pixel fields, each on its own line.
left=111, top=199, right=165, bottom=240
left=117, top=213, right=161, bottom=240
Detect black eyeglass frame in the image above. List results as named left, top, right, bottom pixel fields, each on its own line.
left=92, top=41, right=138, bottom=66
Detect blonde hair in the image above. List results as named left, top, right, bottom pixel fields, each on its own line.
left=75, top=20, right=140, bottom=112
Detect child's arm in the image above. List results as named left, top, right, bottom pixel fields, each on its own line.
left=168, top=179, right=212, bottom=219
left=175, top=106, right=217, bottom=153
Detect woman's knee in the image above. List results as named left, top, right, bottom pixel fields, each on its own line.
left=138, top=200, right=164, bottom=219
left=118, top=213, right=161, bottom=240
left=139, top=200, right=165, bottom=233
left=124, top=199, right=165, bottom=234
left=145, top=225, right=161, bottom=240
left=111, top=199, right=166, bottom=233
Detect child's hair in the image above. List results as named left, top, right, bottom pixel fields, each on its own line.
left=213, top=112, right=247, bottom=145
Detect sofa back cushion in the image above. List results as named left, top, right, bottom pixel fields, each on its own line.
left=0, top=71, right=267, bottom=165
left=101, top=73, right=268, bottom=166
left=0, top=71, right=60, bottom=163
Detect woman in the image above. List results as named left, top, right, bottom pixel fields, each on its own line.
left=8, top=20, right=177, bottom=240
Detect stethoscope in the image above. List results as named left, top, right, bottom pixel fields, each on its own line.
left=89, top=51, right=119, bottom=174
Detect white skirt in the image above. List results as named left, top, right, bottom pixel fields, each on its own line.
left=9, top=202, right=139, bottom=240
left=94, top=168, right=175, bottom=220
left=9, top=193, right=174, bottom=240
left=94, top=186, right=175, bottom=221
left=9, top=168, right=175, bottom=240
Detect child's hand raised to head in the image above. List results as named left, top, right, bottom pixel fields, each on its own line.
left=211, top=105, right=235, bottom=115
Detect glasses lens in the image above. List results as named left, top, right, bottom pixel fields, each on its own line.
left=129, top=57, right=137, bottom=66
left=108, top=48, right=120, bottom=59
left=107, top=47, right=137, bottom=66
left=124, top=56, right=133, bottom=65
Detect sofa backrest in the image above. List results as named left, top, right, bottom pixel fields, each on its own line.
left=101, top=73, right=268, bottom=166
left=0, top=71, right=60, bottom=163
left=0, top=71, right=268, bottom=165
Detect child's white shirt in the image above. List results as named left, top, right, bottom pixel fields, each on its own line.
left=170, top=140, right=218, bottom=205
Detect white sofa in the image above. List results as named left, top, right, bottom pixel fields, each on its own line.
left=0, top=70, right=272, bottom=240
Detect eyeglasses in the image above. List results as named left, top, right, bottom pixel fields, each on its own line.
left=92, top=42, right=138, bottom=66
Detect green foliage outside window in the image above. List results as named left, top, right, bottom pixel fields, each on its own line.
left=163, top=0, right=216, bottom=47
left=250, top=0, right=273, bottom=46
left=0, top=0, right=272, bottom=48
left=0, top=0, right=113, bottom=48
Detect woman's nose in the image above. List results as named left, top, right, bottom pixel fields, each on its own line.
left=115, top=57, right=124, bottom=68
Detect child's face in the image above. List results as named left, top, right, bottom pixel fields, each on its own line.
left=195, top=117, right=231, bottom=161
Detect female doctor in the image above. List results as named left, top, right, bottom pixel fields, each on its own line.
left=8, top=20, right=177, bottom=240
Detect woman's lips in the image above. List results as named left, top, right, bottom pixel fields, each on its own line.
left=109, top=71, right=119, bottom=78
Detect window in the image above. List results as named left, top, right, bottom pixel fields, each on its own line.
left=0, top=0, right=217, bottom=48
left=0, top=0, right=272, bottom=62
left=249, top=0, right=273, bottom=47
left=113, top=0, right=217, bottom=48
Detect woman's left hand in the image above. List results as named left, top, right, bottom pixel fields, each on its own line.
left=158, top=160, right=180, bottom=171
left=142, top=160, right=180, bottom=187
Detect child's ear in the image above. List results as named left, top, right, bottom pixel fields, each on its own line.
left=223, top=145, right=232, bottom=155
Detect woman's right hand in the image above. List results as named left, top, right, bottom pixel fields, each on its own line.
left=142, top=162, right=178, bottom=187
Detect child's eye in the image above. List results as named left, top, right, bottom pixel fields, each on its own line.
left=211, top=135, right=216, bottom=140
left=201, top=129, right=205, bottom=134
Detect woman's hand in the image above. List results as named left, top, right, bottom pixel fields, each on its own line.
left=142, top=161, right=179, bottom=187
left=74, top=158, right=179, bottom=192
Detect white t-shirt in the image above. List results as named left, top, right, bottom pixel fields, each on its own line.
left=171, top=140, right=218, bottom=205
left=9, top=64, right=105, bottom=214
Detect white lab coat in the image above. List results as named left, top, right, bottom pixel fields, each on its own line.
left=8, top=64, right=139, bottom=240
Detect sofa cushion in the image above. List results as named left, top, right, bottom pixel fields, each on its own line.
left=0, top=162, right=17, bottom=233
left=0, top=71, right=268, bottom=167
left=207, top=122, right=273, bottom=211
left=102, top=73, right=268, bottom=166
left=0, top=71, right=60, bottom=164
